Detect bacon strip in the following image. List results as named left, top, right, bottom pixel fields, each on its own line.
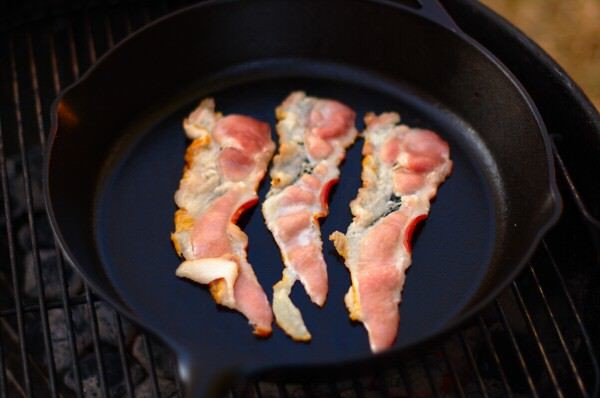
left=263, top=92, right=358, bottom=341
left=330, top=112, right=452, bottom=352
left=171, top=99, right=274, bottom=336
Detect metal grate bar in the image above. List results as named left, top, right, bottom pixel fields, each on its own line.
left=83, top=11, right=98, bottom=70
left=493, top=299, right=538, bottom=397
left=78, top=12, right=112, bottom=398
left=47, top=29, right=61, bottom=100
left=99, top=11, right=134, bottom=397
left=56, top=251, right=84, bottom=397
left=10, top=31, right=60, bottom=397
left=459, top=330, right=488, bottom=397
left=142, top=334, right=162, bottom=397
left=104, top=11, right=115, bottom=48
left=527, top=262, right=588, bottom=397
left=542, top=240, right=600, bottom=397
left=4, top=360, right=27, bottom=398
left=115, top=312, right=135, bottom=398
left=84, top=284, right=109, bottom=397
left=477, top=316, right=513, bottom=397
left=103, top=4, right=130, bottom=49
left=441, top=342, right=466, bottom=398
left=511, top=280, right=563, bottom=397
left=66, top=17, right=80, bottom=80
left=25, top=31, right=46, bottom=147
left=1, top=47, right=32, bottom=398
left=0, top=290, right=93, bottom=316
left=0, top=126, right=33, bottom=397
left=552, top=143, right=600, bottom=229
left=48, top=26, right=84, bottom=397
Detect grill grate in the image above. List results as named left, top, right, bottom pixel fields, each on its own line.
left=0, top=1, right=598, bottom=397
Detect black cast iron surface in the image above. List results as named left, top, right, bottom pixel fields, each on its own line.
left=96, top=71, right=496, bottom=353
left=44, top=0, right=561, bottom=396
left=0, top=0, right=597, bottom=397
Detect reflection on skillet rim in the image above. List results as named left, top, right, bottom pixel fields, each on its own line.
left=43, top=0, right=562, bottom=381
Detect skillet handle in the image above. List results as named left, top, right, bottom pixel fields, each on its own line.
left=178, top=354, right=243, bottom=398
left=392, top=0, right=461, bottom=32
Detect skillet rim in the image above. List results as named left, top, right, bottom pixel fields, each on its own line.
left=43, top=0, right=563, bottom=375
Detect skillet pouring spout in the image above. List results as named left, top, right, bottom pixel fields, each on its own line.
left=177, top=351, right=243, bottom=398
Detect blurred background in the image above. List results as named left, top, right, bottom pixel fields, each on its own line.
left=480, top=0, right=600, bottom=111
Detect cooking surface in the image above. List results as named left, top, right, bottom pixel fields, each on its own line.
left=95, top=74, right=494, bottom=360
left=0, top=0, right=598, bottom=397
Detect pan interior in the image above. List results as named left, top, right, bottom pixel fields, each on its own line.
left=95, top=62, right=498, bottom=367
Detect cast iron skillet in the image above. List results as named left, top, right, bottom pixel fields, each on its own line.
left=44, top=0, right=561, bottom=396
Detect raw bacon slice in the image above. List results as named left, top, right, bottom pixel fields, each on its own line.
left=330, top=112, right=452, bottom=352
left=171, top=99, right=275, bottom=336
left=263, top=92, right=358, bottom=341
